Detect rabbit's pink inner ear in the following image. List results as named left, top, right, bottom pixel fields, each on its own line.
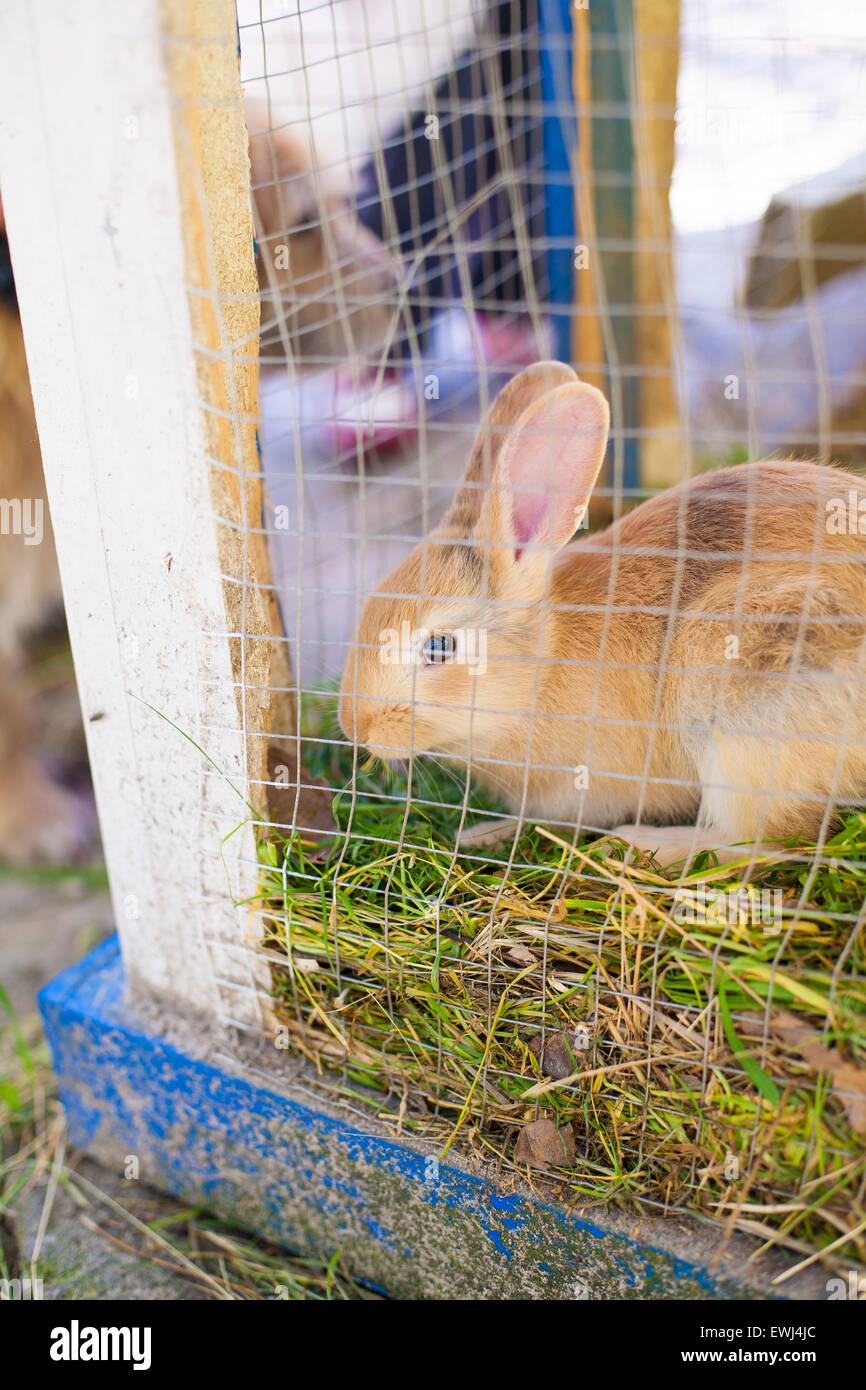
left=508, top=487, right=547, bottom=548
left=505, top=383, right=609, bottom=553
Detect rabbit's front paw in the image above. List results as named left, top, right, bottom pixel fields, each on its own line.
left=458, top=816, right=527, bottom=849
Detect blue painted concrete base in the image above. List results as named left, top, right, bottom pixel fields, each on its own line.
left=39, top=937, right=821, bottom=1300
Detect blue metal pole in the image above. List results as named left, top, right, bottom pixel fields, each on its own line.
left=539, top=0, right=577, bottom=366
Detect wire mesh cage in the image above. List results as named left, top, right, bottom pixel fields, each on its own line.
left=228, top=0, right=866, bottom=1267
left=3, top=0, right=865, bottom=1285
left=218, top=0, right=866, bottom=1271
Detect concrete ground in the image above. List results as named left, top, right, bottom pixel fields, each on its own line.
left=0, top=873, right=111, bottom=1016
left=7, top=1154, right=211, bottom=1301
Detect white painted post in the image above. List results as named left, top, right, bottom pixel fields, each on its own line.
left=0, top=0, right=276, bottom=1028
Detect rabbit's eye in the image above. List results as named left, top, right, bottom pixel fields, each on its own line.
left=422, top=632, right=456, bottom=665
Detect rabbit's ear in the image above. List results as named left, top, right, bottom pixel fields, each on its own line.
left=474, top=382, right=609, bottom=587
left=438, top=361, right=579, bottom=535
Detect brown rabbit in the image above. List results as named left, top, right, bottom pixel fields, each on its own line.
left=246, top=101, right=400, bottom=363
left=339, top=362, right=866, bottom=865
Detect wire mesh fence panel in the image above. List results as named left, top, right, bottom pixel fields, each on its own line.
left=228, top=0, right=865, bottom=1267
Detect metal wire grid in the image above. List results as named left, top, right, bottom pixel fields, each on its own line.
left=188, top=0, right=866, bottom=1228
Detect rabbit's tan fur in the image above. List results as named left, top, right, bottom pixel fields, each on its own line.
left=246, top=103, right=399, bottom=362
left=340, top=363, right=866, bottom=863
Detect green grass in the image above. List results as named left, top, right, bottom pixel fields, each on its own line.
left=259, top=697, right=866, bottom=1269
left=0, top=862, right=109, bottom=891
